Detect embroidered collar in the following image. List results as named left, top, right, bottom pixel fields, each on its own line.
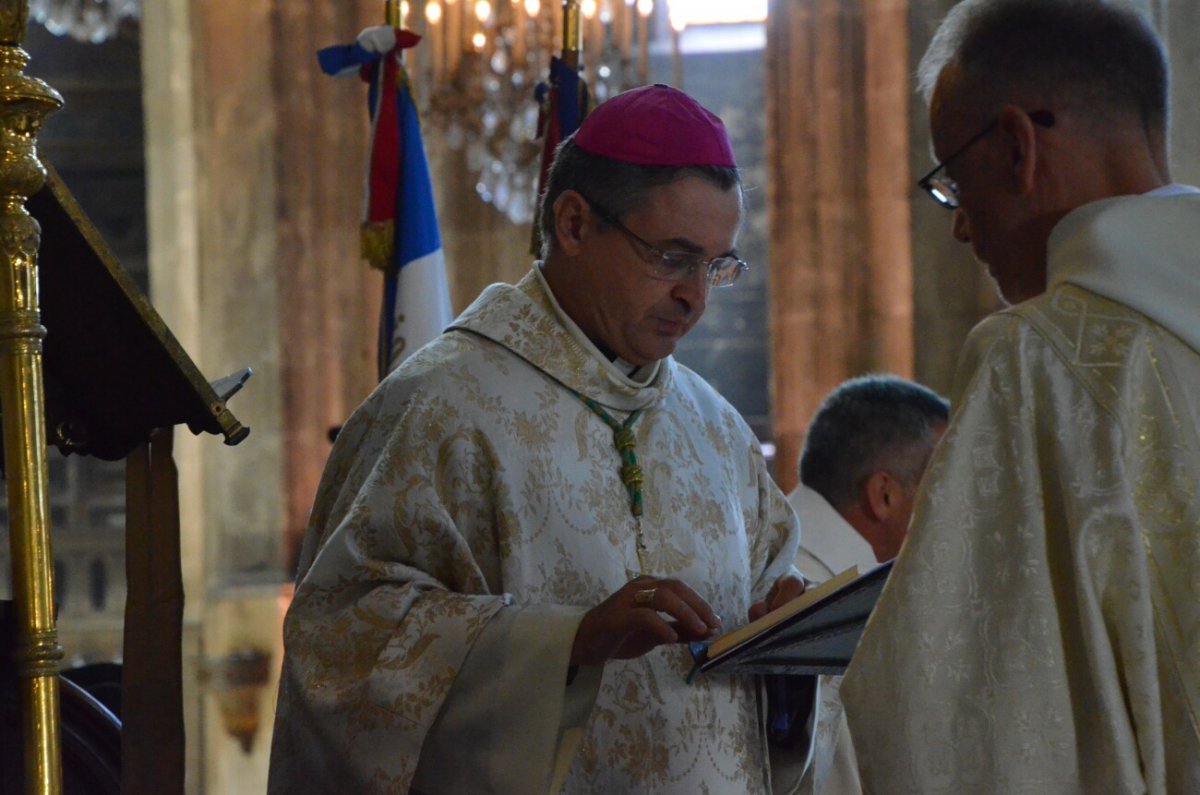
left=448, top=268, right=672, bottom=413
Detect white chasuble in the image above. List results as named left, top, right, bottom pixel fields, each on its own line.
left=843, top=192, right=1200, bottom=794
left=269, top=268, right=801, bottom=794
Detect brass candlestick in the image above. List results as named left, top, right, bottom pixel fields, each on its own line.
left=0, top=1, right=65, bottom=793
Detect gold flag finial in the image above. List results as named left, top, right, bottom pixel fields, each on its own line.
left=0, top=0, right=29, bottom=45
left=562, top=0, right=582, bottom=64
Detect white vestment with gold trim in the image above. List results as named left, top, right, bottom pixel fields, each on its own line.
left=843, top=191, right=1200, bottom=794
left=268, top=267, right=802, bottom=794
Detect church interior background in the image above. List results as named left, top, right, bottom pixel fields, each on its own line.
left=0, top=0, right=1197, bottom=790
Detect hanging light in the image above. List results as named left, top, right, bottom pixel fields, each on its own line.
left=418, top=0, right=656, bottom=225
left=30, top=0, right=141, bottom=44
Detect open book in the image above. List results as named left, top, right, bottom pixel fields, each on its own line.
left=690, top=560, right=893, bottom=676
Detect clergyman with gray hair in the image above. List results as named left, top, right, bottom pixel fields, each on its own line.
left=843, top=1, right=1200, bottom=792
left=791, top=374, right=949, bottom=580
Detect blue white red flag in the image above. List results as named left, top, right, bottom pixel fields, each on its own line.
left=318, top=26, right=452, bottom=379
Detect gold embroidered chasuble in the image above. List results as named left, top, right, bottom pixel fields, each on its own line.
left=269, top=269, right=801, bottom=794
left=843, top=192, right=1200, bottom=794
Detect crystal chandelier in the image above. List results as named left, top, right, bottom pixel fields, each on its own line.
left=397, top=0, right=657, bottom=225
left=30, top=0, right=140, bottom=44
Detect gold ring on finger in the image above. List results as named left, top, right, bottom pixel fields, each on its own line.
left=634, top=587, right=657, bottom=606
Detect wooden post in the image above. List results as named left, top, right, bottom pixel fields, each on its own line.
left=123, top=428, right=184, bottom=795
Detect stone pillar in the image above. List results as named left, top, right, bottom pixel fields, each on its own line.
left=766, top=0, right=913, bottom=493
left=1160, top=1, right=1200, bottom=184
left=143, top=1, right=380, bottom=790
left=272, top=3, right=379, bottom=570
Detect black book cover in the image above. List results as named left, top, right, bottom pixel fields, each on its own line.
left=692, top=560, right=893, bottom=676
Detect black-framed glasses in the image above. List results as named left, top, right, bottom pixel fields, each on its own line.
left=585, top=198, right=749, bottom=288
left=917, top=109, right=1055, bottom=209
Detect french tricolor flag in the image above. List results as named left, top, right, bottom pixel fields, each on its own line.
left=319, top=26, right=452, bottom=379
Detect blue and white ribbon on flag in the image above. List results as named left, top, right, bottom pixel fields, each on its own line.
left=319, top=26, right=453, bottom=379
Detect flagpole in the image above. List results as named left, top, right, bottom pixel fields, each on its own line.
left=562, top=0, right=582, bottom=69
left=530, top=0, right=585, bottom=255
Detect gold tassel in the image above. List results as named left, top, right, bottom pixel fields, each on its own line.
left=361, top=220, right=395, bottom=271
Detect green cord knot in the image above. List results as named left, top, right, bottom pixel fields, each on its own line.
left=570, top=390, right=645, bottom=519
left=620, top=463, right=644, bottom=489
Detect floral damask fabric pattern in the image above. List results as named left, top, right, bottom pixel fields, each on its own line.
left=269, top=269, right=800, bottom=794
left=843, top=283, right=1200, bottom=794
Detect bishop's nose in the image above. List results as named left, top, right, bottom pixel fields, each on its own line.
left=671, top=265, right=710, bottom=317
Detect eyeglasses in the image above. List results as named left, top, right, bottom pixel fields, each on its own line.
left=917, top=109, right=1055, bottom=209
left=585, top=198, right=749, bottom=288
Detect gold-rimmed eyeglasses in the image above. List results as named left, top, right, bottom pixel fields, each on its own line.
left=585, top=197, right=749, bottom=288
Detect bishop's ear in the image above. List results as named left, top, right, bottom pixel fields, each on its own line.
left=552, top=190, right=591, bottom=256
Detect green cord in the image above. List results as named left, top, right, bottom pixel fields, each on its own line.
left=574, top=392, right=644, bottom=518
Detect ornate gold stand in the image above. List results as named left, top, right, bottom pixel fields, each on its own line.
left=0, top=1, right=65, bottom=793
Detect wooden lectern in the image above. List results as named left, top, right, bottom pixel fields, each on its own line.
left=0, top=3, right=249, bottom=792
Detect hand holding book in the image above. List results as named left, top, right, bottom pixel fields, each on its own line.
left=690, top=560, right=894, bottom=676
left=747, top=572, right=808, bottom=623
left=570, top=574, right=722, bottom=666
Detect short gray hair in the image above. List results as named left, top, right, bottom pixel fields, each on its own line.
left=799, top=375, right=949, bottom=511
left=917, top=0, right=1167, bottom=134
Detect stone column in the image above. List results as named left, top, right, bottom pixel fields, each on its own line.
left=766, top=0, right=913, bottom=493
left=272, top=2, right=379, bottom=569
left=143, top=1, right=381, bottom=790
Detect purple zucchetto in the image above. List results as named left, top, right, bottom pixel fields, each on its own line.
left=572, top=84, right=737, bottom=168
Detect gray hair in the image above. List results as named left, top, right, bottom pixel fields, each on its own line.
left=799, top=375, right=950, bottom=511
left=536, top=138, right=741, bottom=259
left=917, top=0, right=1167, bottom=134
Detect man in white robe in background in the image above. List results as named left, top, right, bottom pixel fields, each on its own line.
left=786, top=375, right=947, bottom=795
left=791, top=374, right=948, bottom=581
left=269, top=85, right=808, bottom=794
left=843, top=2, right=1200, bottom=792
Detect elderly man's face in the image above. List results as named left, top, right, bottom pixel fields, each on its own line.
left=929, top=70, right=1047, bottom=304
left=566, top=175, right=743, bottom=366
